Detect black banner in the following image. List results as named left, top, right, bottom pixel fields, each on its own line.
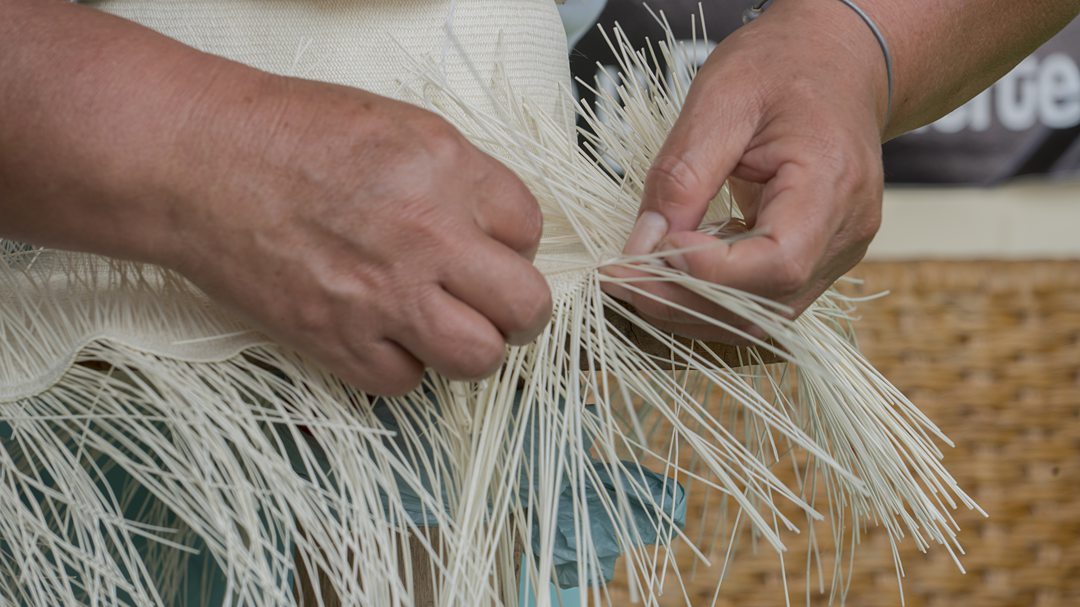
left=559, top=1, right=1080, bottom=184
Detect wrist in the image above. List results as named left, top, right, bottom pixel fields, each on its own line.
left=757, top=0, right=892, bottom=136
left=147, top=61, right=284, bottom=274
left=0, top=5, right=268, bottom=270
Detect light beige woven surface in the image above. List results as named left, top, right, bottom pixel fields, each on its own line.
left=609, top=260, right=1080, bottom=607
left=4, top=0, right=575, bottom=403
left=88, top=0, right=573, bottom=136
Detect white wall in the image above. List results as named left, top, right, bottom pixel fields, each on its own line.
left=868, top=181, right=1080, bottom=259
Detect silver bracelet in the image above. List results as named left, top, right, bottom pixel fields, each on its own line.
left=743, top=0, right=894, bottom=120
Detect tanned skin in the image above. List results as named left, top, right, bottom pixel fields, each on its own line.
left=2, top=0, right=1077, bottom=388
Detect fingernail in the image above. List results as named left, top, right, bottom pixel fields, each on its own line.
left=623, top=212, right=669, bottom=256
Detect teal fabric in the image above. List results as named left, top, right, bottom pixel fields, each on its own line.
left=520, top=566, right=584, bottom=607
left=537, top=459, right=686, bottom=587
left=2, top=388, right=686, bottom=602
left=369, top=395, right=688, bottom=587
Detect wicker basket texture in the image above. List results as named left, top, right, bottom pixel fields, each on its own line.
left=607, top=260, right=1080, bottom=607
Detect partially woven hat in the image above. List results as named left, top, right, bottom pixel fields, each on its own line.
left=0, top=3, right=979, bottom=605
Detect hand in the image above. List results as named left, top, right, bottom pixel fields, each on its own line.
left=605, top=0, right=888, bottom=342
left=160, top=75, right=552, bottom=396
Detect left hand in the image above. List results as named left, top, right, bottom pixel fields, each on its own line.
left=603, top=0, right=889, bottom=342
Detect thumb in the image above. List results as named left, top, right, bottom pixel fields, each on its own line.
left=626, top=97, right=753, bottom=255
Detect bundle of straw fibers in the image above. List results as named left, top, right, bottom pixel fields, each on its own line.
left=1, top=2, right=980, bottom=605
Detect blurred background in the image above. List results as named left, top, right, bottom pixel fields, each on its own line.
left=558, top=2, right=1080, bottom=605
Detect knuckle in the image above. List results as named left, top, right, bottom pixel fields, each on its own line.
left=832, top=154, right=870, bottom=194
left=519, top=195, right=544, bottom=248
left=451, top=334, right=506, bottom=380
left=772, top=253, right=812, bottom=296
left=350, top=361, right=423, bottom=397
left=483, top=169, right=542, bottom=251
left=647, top=154, right=703, bottom=208
left=859, top=184, right=885, bottom=241
left=857, top=208, right=883, bottom=243
left=418, top=116, right=467, bottom=161
left=385, top=353, right=426, bottom=391
left=506, top=280, right=552, bottom=340
left=828, top=136, right=882, bottom=195
left=777, top=263, right=812, bottom=295
left=528, top=282, right=554, bottom=326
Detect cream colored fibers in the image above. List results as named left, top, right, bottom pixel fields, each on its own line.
left=1, top=3, right=980, bottom=606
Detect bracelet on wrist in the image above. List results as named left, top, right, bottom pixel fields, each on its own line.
left=744, top=0, right=894, bottom=121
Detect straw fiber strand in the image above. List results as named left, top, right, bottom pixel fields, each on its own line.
left=0, top=6, right=981, bottom=603
left=608, top=260, right=1080, bottom=607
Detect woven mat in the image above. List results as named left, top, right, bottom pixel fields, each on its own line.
left=609, top=260, right=1080, bottom=607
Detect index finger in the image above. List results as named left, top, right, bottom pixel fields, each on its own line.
left=660, top=163, right=832, bottom=303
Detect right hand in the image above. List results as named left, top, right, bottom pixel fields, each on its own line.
left=159, top=75, right=552, bottom=396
